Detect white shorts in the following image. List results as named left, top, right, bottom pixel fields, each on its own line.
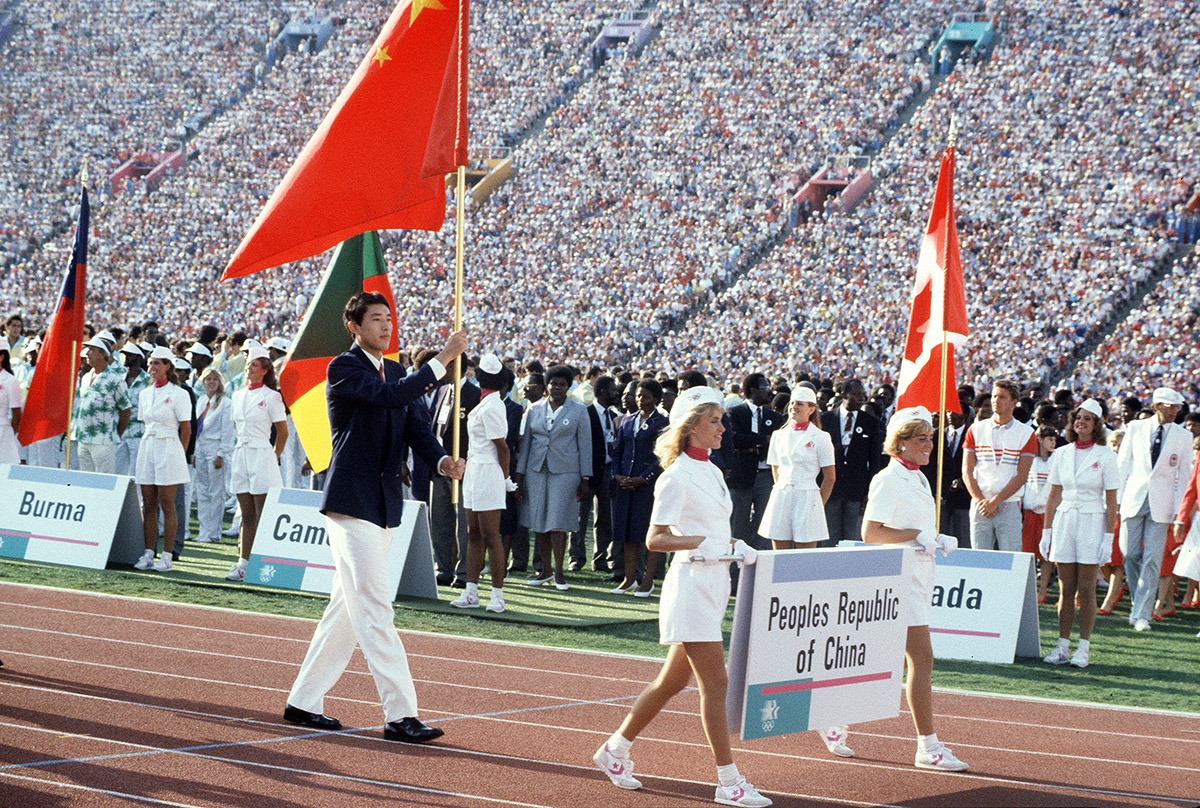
left=758, top=485, right=827, bottom=543
left=134, top=436, right=190, bottom=486
left=463, top=459, right=505, bottom=512
left=230, top=445, right=282, bottom=496
left=1049, top=510, right=1109, bottom=565
left=659, top=558, right=731, bottom=644
left=909, top=554, right=936, bottom=627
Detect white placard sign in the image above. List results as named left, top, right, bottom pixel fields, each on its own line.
left=0, top=463, right=144, bottom=569
left=929, top=548, right=1040, bottom=663
left=728, top=547, right=913, bottom=741
left=244, top=488, right=437, bottom=599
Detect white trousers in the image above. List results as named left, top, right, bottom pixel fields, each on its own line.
left=194, top=447, right=227, bottom=541
left=115, top=435, right=141, bottom=476
left=288, top=512, right=417, bottom=721
left=77, top=442, right=116, bottom=474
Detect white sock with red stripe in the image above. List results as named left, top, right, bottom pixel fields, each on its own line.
left=917, top=733, right=939, bottom=752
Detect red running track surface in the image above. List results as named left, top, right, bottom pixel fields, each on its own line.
left=0, top=583, right=1196, bottom=807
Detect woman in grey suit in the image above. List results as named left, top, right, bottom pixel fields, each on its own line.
left=515, top=365, right=592, bottom=590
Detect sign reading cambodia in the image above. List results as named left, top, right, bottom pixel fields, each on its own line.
left=728, top=547, right=912, bottom=741
left=245, top=488, right=437, bottom=599
left=0, top=464, right=144, bottom=569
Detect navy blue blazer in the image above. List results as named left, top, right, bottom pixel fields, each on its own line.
left=320, top=345, right=445, bottom=528
left=611, top=409, right=668, bottom=544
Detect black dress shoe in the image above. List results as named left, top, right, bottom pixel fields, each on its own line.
left=384, top=716, right=444, bottom=744
left=436, top=574, right=454, bottom=586
left=450, top=578, right=467, bottom=589
left=591, top=562, right=611, bottom=573
left=284, top=704, right=342, bottom=730
left=567, top=561, right=584, bottom=572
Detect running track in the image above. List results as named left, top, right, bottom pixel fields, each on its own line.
left=0, top=583, right=1195, bottom=807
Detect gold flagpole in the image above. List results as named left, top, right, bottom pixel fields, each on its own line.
left=450, top=165, right=466, bottom=503
left=64, top=340, right=80, bottom=471
left=64, top=159, right=89, bottom=473
left=935, top=116, right=957, bottom=534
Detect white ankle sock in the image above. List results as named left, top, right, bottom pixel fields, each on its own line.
left=608, top=732, right=632, bottom=755
left=1057, top=637, right=1070, bottom=651
left=491, top=587, right=503, bottom=597
left=465, top=582, right=478, bottom=597
left=1077, top=638, right=1090, bottom=652
left=917, top=733, right=939, bottom=752
left=717, top=763, right=741, bottom=787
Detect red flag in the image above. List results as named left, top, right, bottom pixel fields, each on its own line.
left=896, top=146, right=968, bottom=413
left=221, top=0, right=469, bottom=280
left=19, top=188, right=89, bottom=445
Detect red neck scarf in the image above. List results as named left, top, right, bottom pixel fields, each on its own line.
left=895, top=456, right=920, bottom=471
left=248, top=382, right=264, bottom=390
left=792, top=420, right=810, bottom=431
left=1075, top=441, right=1095, bottom=450
left=154, top=377, right=168, bottom=388
left=684, top=445, right=710, bottom=462
left=481, top=388, right=499, bottom=399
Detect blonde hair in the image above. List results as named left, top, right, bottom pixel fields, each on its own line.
left=884, top=419, right=932, bottom=457
left=655, top=402, right=722, bottom=469
left=199, top=367, right=227, bottom=402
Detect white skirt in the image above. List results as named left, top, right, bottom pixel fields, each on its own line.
left=659, top=558, right=731, bottom=644
left=909, top=554, right=936, bottom=627
left=758, top=485, right=827, bottom=543
left=1174, top=521, right=1200, bottom=582
left=463, top=457, right=505, bottom=512
left=229, top=444, right=282, bottom=495
left=134, top=435, right=190, bottom=486
left=1049, top=509, right=1109, bottom=565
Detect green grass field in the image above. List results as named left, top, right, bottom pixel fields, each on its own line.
left=3, top=531, right=1197, bottom=714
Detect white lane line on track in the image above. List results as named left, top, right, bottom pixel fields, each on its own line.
left=0, top=610, right=657, bottom=685
left=5, top=586, right=1198, bottom=722
left=0, top=771, right=202, bottom=807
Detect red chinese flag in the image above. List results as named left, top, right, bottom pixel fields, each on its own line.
left=221, top=0, right=469, bottom=280
left=895, top=146, right=968, bottom=413
left=19, top=188, right=89, bottom=445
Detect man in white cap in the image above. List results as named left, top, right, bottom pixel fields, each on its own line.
left=114, top=342, right=151, bottom=477
left=70, top=337, right=132, bottom=474
left=1117, top=386, right=1193, bottom=631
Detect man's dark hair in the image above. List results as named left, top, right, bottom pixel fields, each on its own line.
left=546, top=364, right=574, bottom=385
left=525, top=359, right=545, bottom=374
left=343, top=291, right=390, bottom=328
left=230, top=330, right=248, bottom=347
left=840, top=378, right=864, bottom=395
left=638, top=378, right=663, bottom=403
left=198, top=323, right=220, bottom=346
left=742, top=372, right=769, bottom=392
left=677, top=370, right=708, bottom=390
left=593, top=375, right=618, bottom=398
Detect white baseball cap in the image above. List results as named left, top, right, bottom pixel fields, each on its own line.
left=266, top=336, right=290, bottom=352
left=1078, top=399, right=1104, bottom=420
left=478, top=353, right=503, bottom=375
left=148, top=346, right=175, bottom=362
left=186, top=342, right=212, bottom=358
left=887, top=406, right=933, bottom=435
left=669, top=385, right=724, bottom=427
left=119, top=342, right=144, bottom=358
left=1152, top=387, right=1184, bottom=406
left=790, top=386, right=817, bottom=404
left=246, top=346, right=271, bottom=364
left=82, top=336, right=111, bottom=355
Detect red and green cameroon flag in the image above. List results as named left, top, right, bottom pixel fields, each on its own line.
left=278, top=232, right=399, bottom=472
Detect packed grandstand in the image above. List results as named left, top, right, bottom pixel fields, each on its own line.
left=0, top=0, right=1196, bottom=405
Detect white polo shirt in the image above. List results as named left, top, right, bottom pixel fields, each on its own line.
left=964, top=416, right=1038, bottom=502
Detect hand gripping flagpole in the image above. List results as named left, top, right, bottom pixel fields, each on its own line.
left=935, top=116, right=957, bottom=533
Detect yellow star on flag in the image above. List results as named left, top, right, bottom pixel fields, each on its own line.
left=372, top=45, right=392, bottom=67
left=410, top=0, right=447, bottom=25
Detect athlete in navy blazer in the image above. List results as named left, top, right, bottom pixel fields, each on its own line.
left=321, top=344, right=447, bottom=528
left=287, top=292, right=466, bottom=746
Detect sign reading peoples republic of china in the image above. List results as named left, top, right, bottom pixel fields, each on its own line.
left=727, top=547, right=912, bottom=740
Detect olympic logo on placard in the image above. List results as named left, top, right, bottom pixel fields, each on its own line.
left=760, top=699, right=780, bottom=732
left=259, top=564, right=276, bottom=583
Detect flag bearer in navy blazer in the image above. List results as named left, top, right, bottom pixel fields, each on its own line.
left=285, top=292, right=466, bottom=745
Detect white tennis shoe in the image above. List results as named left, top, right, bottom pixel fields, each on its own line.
left=592, top=742, right=641, bottom=790
left=715, top=777, right=772, bottom=806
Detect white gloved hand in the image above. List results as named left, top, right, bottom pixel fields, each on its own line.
left=504, top=477, right=519, bottom=493
left=731, top=539, right=758, bottom=567
left=935, top=533, right=958, bottom=555
left=914, top=530, right=939, bottom=556
left=1039, top=527, right=1052, bottom=560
